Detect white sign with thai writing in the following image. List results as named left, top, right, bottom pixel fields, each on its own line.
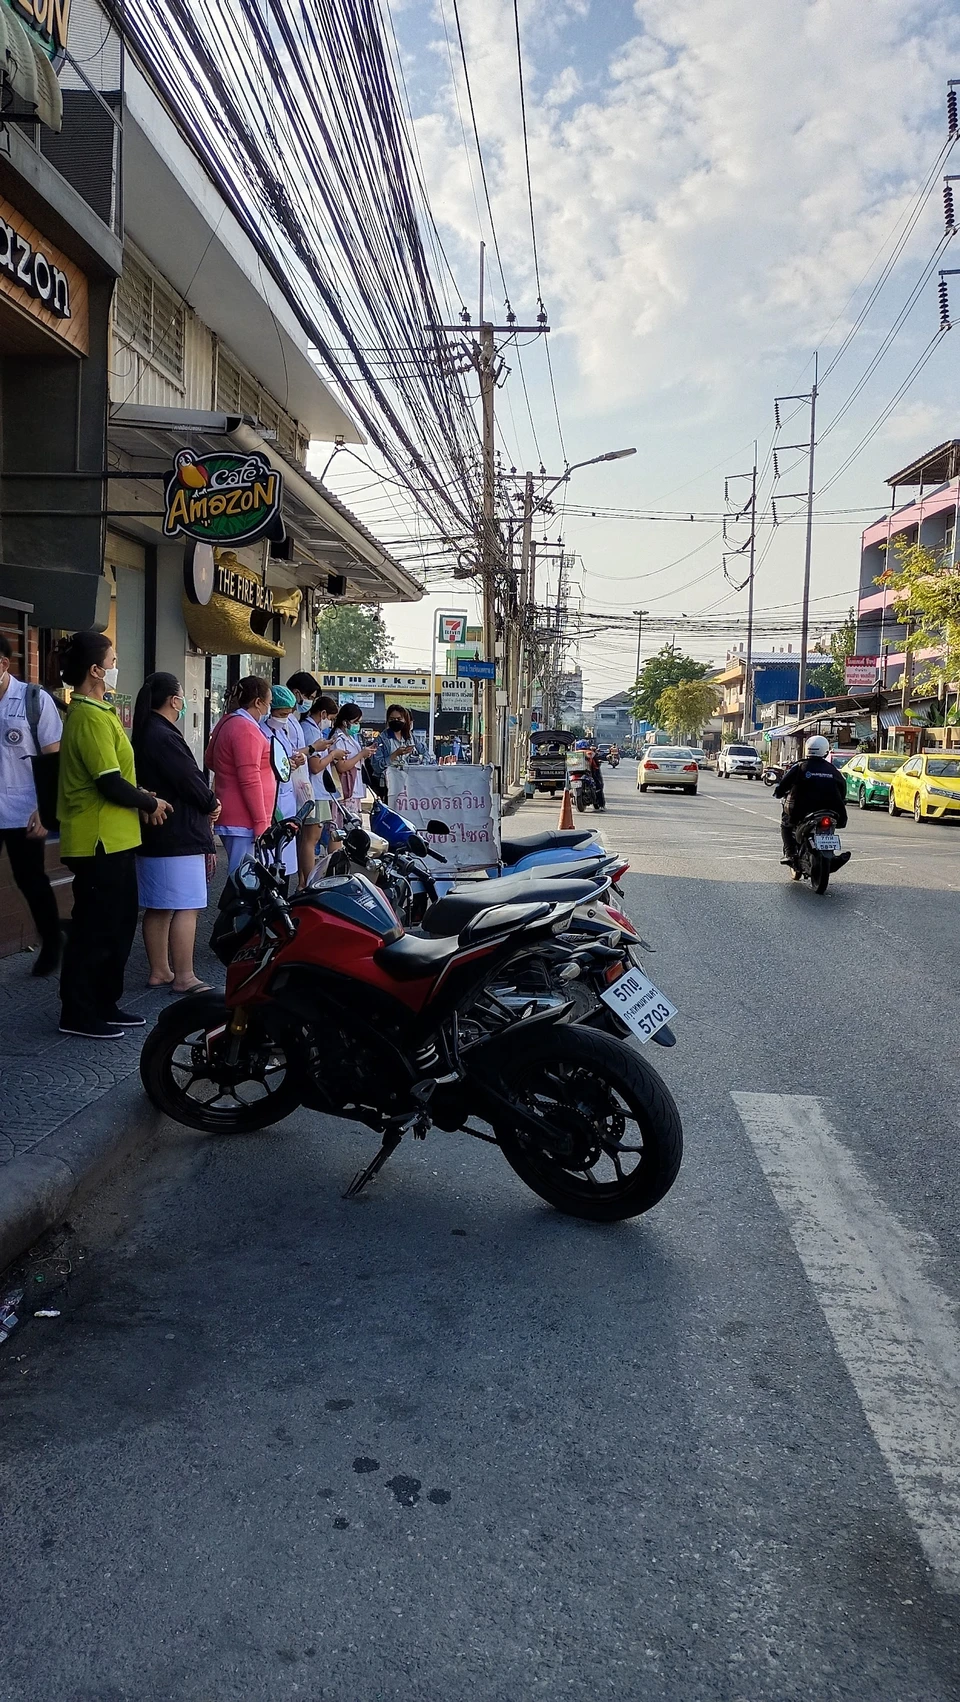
left=440, top=676, right=473, bottom=710
left=387, top=764, right=500, bottom=871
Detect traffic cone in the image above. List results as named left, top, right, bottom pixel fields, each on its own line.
left=557, top=779, right=575, bottom=830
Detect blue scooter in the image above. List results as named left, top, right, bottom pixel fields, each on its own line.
left=368, top=799, right=608, bottom=880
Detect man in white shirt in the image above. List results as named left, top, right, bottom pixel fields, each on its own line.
left=0, top=635, right=63, bottom=974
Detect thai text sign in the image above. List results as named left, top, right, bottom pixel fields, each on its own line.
left=845, top=655, right=879, bottom=689
left=456, top=658, right=495, bottom=680
left=163, top=449, right=284, bottom=546
left=387, top=764, right=500, bottom=872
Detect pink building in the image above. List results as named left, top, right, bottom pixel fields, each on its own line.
left=854, top=440, right=960, bottom=686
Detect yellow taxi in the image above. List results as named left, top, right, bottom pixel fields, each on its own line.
left=887, top=752, right=960, bottom=823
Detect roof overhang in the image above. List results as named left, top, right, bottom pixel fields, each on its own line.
left=122, top=62, right=361, bottom=445
left=107, top=404, right=422, bottom=605
left=885, top=441, right=960, bottom=488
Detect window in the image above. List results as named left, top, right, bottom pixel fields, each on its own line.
left=215, top=347, right=305, bottom=460
left=114, top=251, right=184, bottom=382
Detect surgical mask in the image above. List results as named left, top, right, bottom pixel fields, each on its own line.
left=176, top=700, right=186, bottom=722
left=388, top=720, right=403, bottom=734
left=318, top=717, right=331, bottom=731
left=103, top=665, right=119, bottom=691
left=348, top=722, right=361, bottom=736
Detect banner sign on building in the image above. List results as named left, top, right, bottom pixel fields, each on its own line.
left=437, top=611, right=468, bottom=644
left=844, top=655, right=879, bottom=689
left=319, top=671, right=432, bottom=694
left=163, top=449, right=285, bottom=547
left=387, top=764, right=500, bottom=872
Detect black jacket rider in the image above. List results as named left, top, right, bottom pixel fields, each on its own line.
left=773, top=756, right=847, bottom=857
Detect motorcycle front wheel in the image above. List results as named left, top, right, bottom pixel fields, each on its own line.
left=140, top=999, right=304, bottom=1133
left=492, top=1027, right=682, bottom=1221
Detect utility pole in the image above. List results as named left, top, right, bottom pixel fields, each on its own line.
left=725, top=450, right=758, bottom=739
left=632, top=609, right=648, bottom=745
left=774, top=361, right=817, bottom=717
left=432, top=251, right=550, bottom=770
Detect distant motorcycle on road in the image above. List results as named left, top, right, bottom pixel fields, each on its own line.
left=763, top=763, right=785, bottom=788
left=788, top=810, right=851, bottom=895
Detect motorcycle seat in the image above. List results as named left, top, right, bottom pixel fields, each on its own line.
left=374, top=932, right=463, bottom=981
left=420, top=874, right=603, bottom=937
left=500, top=828, right=597, bottom=864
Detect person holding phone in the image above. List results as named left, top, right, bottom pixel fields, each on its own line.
left=331, top=702, right=367, bottom=807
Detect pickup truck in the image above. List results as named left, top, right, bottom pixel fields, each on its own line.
left=717, top=743, right=763, bottom=780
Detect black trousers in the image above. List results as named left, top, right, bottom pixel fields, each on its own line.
left=60, top=846, right=139, bottom=1022
left=0, top=827, right=61, bottom=950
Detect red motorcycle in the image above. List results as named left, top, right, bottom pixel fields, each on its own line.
left=139, top=819, right=683, bottom=1222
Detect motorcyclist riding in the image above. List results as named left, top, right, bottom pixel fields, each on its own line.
left=773, top=735, right=847, bottom=865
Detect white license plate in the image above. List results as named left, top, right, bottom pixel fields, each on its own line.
left=600, top=967, right=678, bottom=1044
left=814, top=832, right=840, bottom=851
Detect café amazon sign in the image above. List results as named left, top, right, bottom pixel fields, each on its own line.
left=163, top=448, right=285, bottom=549
left=4, top=0, right=71, bottom=58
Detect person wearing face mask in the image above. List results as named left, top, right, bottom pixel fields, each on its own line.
left=368, top=703, right=431, bottom=801
left=331, top=702, right=367, bottom=808
left=56, top=630, right=172, bottom=1039
left=132, top=673, right=221, bottom=994
left=263, top=683, right=308, bottom=877
left=287, top=680, right=339, bottom=887
left=205, top=675, right=276, bottom=876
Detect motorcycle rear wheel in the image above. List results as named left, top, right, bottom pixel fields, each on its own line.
left=813, top=853, right=830, bottom=895
left=492, top=1027, right=682, bottom=1222
left=140, top=1000, right=304, bottom=1133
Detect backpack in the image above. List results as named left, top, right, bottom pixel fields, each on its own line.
left=25, top=683, right=60, bottom=833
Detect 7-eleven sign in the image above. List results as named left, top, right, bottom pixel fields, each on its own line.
left=437, top=611, right=468, bottom=644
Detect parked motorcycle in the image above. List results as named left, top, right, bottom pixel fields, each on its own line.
left=788, top=810, right=851, bottom=895
left=140, top=818, right=683, bottom=1221
left=347, top=806, right=674, bottom=1048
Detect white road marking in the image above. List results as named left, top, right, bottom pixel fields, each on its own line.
left=732, top=1091, right=960, bottom=1591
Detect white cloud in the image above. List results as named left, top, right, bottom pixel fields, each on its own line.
left=378, top=0, right=960, bottom=695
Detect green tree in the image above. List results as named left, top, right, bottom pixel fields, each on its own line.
left=878, top=536, right=960, bottom=710
left=812, top=609, right=856, bottom=696
left=314, top=604, right=394, bottom=670
left=656, top=679, right=721, bottom=742
left=629, top=644, right=708, bottom=725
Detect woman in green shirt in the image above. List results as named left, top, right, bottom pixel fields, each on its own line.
left=57, top=631, right=171, bottom=1040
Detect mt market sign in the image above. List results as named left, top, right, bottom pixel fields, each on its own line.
left=163, top=449, right=285, bottom=548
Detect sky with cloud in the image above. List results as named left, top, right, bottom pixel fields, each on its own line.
left=318, top=0, right=960, bottom=705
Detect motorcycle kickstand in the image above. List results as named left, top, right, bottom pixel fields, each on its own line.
left=343, top=1123, right=406, bottom=1199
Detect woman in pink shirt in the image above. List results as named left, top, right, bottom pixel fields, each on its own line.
left=204, top=676, right=276, bottom=874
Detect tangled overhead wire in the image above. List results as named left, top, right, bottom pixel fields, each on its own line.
left=119, top=0, right=483, bottom=545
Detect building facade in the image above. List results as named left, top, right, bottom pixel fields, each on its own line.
left=854, top=441, right=960, bottom=689
left=711, top=647, right=831, bottom=737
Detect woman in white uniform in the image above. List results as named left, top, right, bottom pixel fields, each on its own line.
left=0, top=634, right=63, bottom=974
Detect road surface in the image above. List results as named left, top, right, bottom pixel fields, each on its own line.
left=1, top=765, right=959, bottom=1700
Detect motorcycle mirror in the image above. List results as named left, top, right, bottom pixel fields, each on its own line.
left=426, top=819, right=450, bottom=835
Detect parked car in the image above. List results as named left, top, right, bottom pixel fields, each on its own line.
left=687, top=747, right=707, bottom=768
left=716, top=743, right=763, bottom=780
left=637, top=747, right=700, bottom=794
left=841, top=753, right=904, bottom=809
left=887, top=753, right=960, bottom=822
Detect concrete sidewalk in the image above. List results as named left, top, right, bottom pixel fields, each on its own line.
left=0, top=907, right=223, bottom=1274
left=0, top=788, right=535, bottom=1275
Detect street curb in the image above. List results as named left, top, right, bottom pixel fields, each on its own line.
left=0, top=1071, right=165, bottom=1276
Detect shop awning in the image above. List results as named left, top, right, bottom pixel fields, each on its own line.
left=0, top=4, right=62, bottom=132
left=107, top=405, right=422, bottom=605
